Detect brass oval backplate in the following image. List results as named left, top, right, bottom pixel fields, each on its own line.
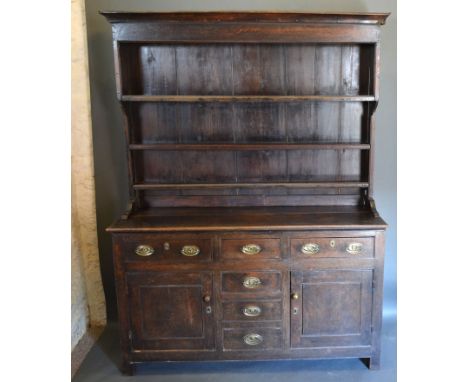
left=243, top=333, right=263, bottom=346
left=241, top=243, right=262, bottom=255
left=135, top=245, right=154, bottom=257
left=180, top=245, right=200, bottom=257
left=242, top=305, right=262, bottom=317
left=242, top=276, right=262, bottom=289
left=301, top=243, right=320, bottom=255
left=346, top=242, right=363, bottom=255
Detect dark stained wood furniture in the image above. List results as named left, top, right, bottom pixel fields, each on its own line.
left=102, top=11, right=389, bottom=375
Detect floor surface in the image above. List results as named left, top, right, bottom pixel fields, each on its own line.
left=73, top=316, right=396, bottom=382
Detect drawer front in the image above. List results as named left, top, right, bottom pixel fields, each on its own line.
left=222, top=327, right=283, bottom=351
left=221, top=271, right=281, bottom=294
left=120, top=235, right=213, bottom=263
left=219, top=237, right=281, bottom=261
left=291, top=237, right=374, bottom=259
left=222, top=300, right=282, bottom=321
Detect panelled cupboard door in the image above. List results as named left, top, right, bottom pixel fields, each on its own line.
left=291, top=270, right=373, bottom=348
left=127, top=272, right=215, bottom=351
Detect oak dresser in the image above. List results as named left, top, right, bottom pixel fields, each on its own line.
left=102, top=11, right=389, bottom=375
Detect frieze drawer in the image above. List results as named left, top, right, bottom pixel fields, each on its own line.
left=219, top=237, right=281, bottom=260
left=291, top=237, right=374, bottom=259
left=118, top=234, right=213, bottom=263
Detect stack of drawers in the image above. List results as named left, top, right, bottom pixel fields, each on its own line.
left=219, top=234, right=284, bottom=352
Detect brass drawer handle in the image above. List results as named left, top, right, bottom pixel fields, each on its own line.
left=180, top=245, right=200, bottom=257
left=242, top=305, right=262, bottom=317
left=346, top=242, right=363, bottom=255
left=243, top=333, right=263, bottom=346
left=301, top=243, right=320, bottom=255
left=241, top=244, right=262, bottom=255
left=291, top=292, right=299, bottom=300
left=243, top=276, right=262, bottom=289
left=135, top=245, right=154, bottom=257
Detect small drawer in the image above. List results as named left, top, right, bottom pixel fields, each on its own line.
left=219, top=237, right=281, bottom=260
left=222, top=327, right=283, bottom=351
left=120, top=234, right=213, bottom=263
left=291, top=237, right=374, bottom=259
left=222, top=300, right=282, bottom=321
left=221, top=271, right=281, bottom=294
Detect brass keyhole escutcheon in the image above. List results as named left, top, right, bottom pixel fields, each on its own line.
left=330, top=240, right=336, bottom=248
left=163, top=242, right=170, bottom=251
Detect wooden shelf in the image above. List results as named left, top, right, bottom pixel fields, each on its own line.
left=121, top=95, right=376, bottom=103
left=107, top=206, right=387, bottom=233
left=133, top=181, right=369, bottom=190
left=129, top=143, right=371, bottom=151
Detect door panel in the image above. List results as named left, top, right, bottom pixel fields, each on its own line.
left=127, top=272, right=215, bottom=351
left=291, top=270, right=373, bottom=348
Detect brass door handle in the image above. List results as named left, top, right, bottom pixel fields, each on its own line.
left=180, top=245, right=200, bottom=257
left=301, top=243, right=320, bottom=255
left=203, top=295, right=211, bottom=303
left=241, top=244, right=262, bottom=255
left=135, top=245, right=154, bottom=257
left=291, top=292, right=299, bottom=300
left=346, top=242, right=363, bottom=255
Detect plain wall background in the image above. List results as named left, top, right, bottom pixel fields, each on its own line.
left=85, top=0, right=397, bottom=321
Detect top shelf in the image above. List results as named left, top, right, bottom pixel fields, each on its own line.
left=101, top=12, right=390, bottom=26
left=121, top=95, right=376, bottom=103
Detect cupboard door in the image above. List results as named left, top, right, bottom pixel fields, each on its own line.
left=291, top=270, right=373, bottom=348
left=127, top=272, right=215, bottom=351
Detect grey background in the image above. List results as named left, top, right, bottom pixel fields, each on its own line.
left=85, top=0, right=396, bottom=321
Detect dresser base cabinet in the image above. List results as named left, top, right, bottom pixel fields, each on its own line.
left=101, top=11, right=389, bottom=375
left=109, top=226, right=386, bottom=375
